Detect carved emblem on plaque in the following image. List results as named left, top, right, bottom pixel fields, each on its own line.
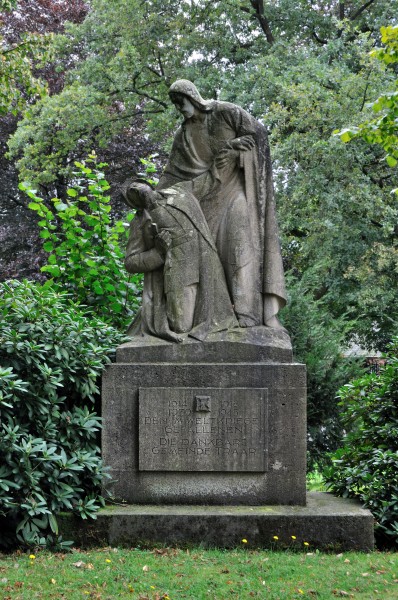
left=195, top=395, right=211, bottom=412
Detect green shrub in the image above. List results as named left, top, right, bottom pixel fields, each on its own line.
left=20, top=154, right=142, bottom=329
left=325, top=337, right=398, bottom=547
left=280, top=274, right=363, bottom=471
left=0, top=280, right=126, bottom=548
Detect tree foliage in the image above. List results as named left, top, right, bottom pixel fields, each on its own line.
left=281, top=274, right=363, bottom=469
left=337, top=25, right=398, bottom=174
left=6, top=0, right=398, bottom=349
left=0, top=21, right=49, bottom=116
left=0, top=1, right=91, bottom=284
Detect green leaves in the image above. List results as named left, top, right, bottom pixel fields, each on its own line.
left=335, top=26, right=398, bottom=178
left=325, top=337, right=398, bottom=546
left=337, top=128, right=358, bottom=143
left=386, top=155, right=398, bottom=167
left=0, top=279, right=126, bottom=548
left=23, top=157, right=142, bottom=329
left=0, top=27, right=50, bottom=116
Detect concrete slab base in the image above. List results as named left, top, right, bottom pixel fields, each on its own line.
left=59, top=492, right=374, bottom=551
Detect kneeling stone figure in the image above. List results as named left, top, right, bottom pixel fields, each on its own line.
left=123, top=181, right=238, bottom=343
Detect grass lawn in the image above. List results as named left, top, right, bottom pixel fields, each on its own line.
left=0, top=547, right=397, bottom=599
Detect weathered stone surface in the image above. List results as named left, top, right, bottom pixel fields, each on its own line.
left=102, top=343, right=307, bottom=505
left=121, top=81, right=288, bottom=344
left=138, top=387, right=268, bottom=472
left=160, top=80, right=287, bottom=330
left=58, top=492, right=375, bottom=551
left=116, top=326, right=293, bottom=363
left=122, top=183, right=237, bottom=343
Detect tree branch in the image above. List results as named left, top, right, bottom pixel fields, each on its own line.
left=250, top=0, right=274, bottom=45
left=0, top=40, right=32, bottom=55
left=359, top=79, right=370, bottom=112
left=339, top=2, right=345, bottom=20
left=312, top=29, right=328, bottom=45
left=129, top=71, right=168, bottom=108
left=350, top=0, right=376, bottom=21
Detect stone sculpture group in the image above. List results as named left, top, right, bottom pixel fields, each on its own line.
left=123, top=79, right=286, bottom=342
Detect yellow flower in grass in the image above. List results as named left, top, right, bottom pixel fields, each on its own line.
left=303, top=541, right=310, bottom=547
left=29, top=554, right=36, bottom=560
left=273, top=535, right=279, bottom=541
left=241, top=538, right=248, bottom=544
left=291, top=535, right=297, bottom=540
left=105, top=559, right=112, bottom=563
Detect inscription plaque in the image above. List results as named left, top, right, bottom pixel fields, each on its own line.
left=139, top=388, right=268, bottom=472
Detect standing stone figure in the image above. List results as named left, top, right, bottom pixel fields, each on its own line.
left=122, top=181, right=237, bottom=343
left=158, top=79, right=286, bottom=328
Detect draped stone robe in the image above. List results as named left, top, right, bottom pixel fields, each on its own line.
left=158, top=101, right=286, bottom=326
left=124, top=185, right=238, bottom=342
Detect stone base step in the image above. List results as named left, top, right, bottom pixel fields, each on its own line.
left=58, top=492, right=374, bottom=551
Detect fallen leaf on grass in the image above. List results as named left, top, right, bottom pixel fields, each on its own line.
left=344, top=559, right=350, bottom=564
left=362, top=573, right=369, bottom=577
left=376, top=570, right=386, bottom=575
left=153, top=548, right=178, bottom=558
left=142, top=565, right=149, bottom=572
left=72, top=561, right=85, bottom=568
left=221, top=569, right=230, bottom=574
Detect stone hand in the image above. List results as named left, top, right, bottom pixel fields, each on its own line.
left=229, top=135, right=255, bottom=151
left=215, top=147, right=239, bottom=170
left=155, top=229, right=172, bottom=254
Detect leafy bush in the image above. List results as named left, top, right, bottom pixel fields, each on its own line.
left=0, top=280, right=126, bottom=548
left=20, top=154, right=142, bottom=329
left=280, top=274, right=363, bottom=471
left=325, top=337, right=398, bottom=547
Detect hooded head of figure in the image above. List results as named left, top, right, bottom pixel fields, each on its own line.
left=122, top=180, right=157, bottom=211
left=168, top=79, right=213, bottom=112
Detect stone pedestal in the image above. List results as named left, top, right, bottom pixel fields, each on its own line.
left=58, top=493, right=375, bottom=551
left=102, top=327, right=307, bottom=506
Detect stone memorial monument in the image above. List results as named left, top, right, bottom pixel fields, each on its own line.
left=98, top=81, right=373, bottom=549
left=103, top=80, right=307, bottom=505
